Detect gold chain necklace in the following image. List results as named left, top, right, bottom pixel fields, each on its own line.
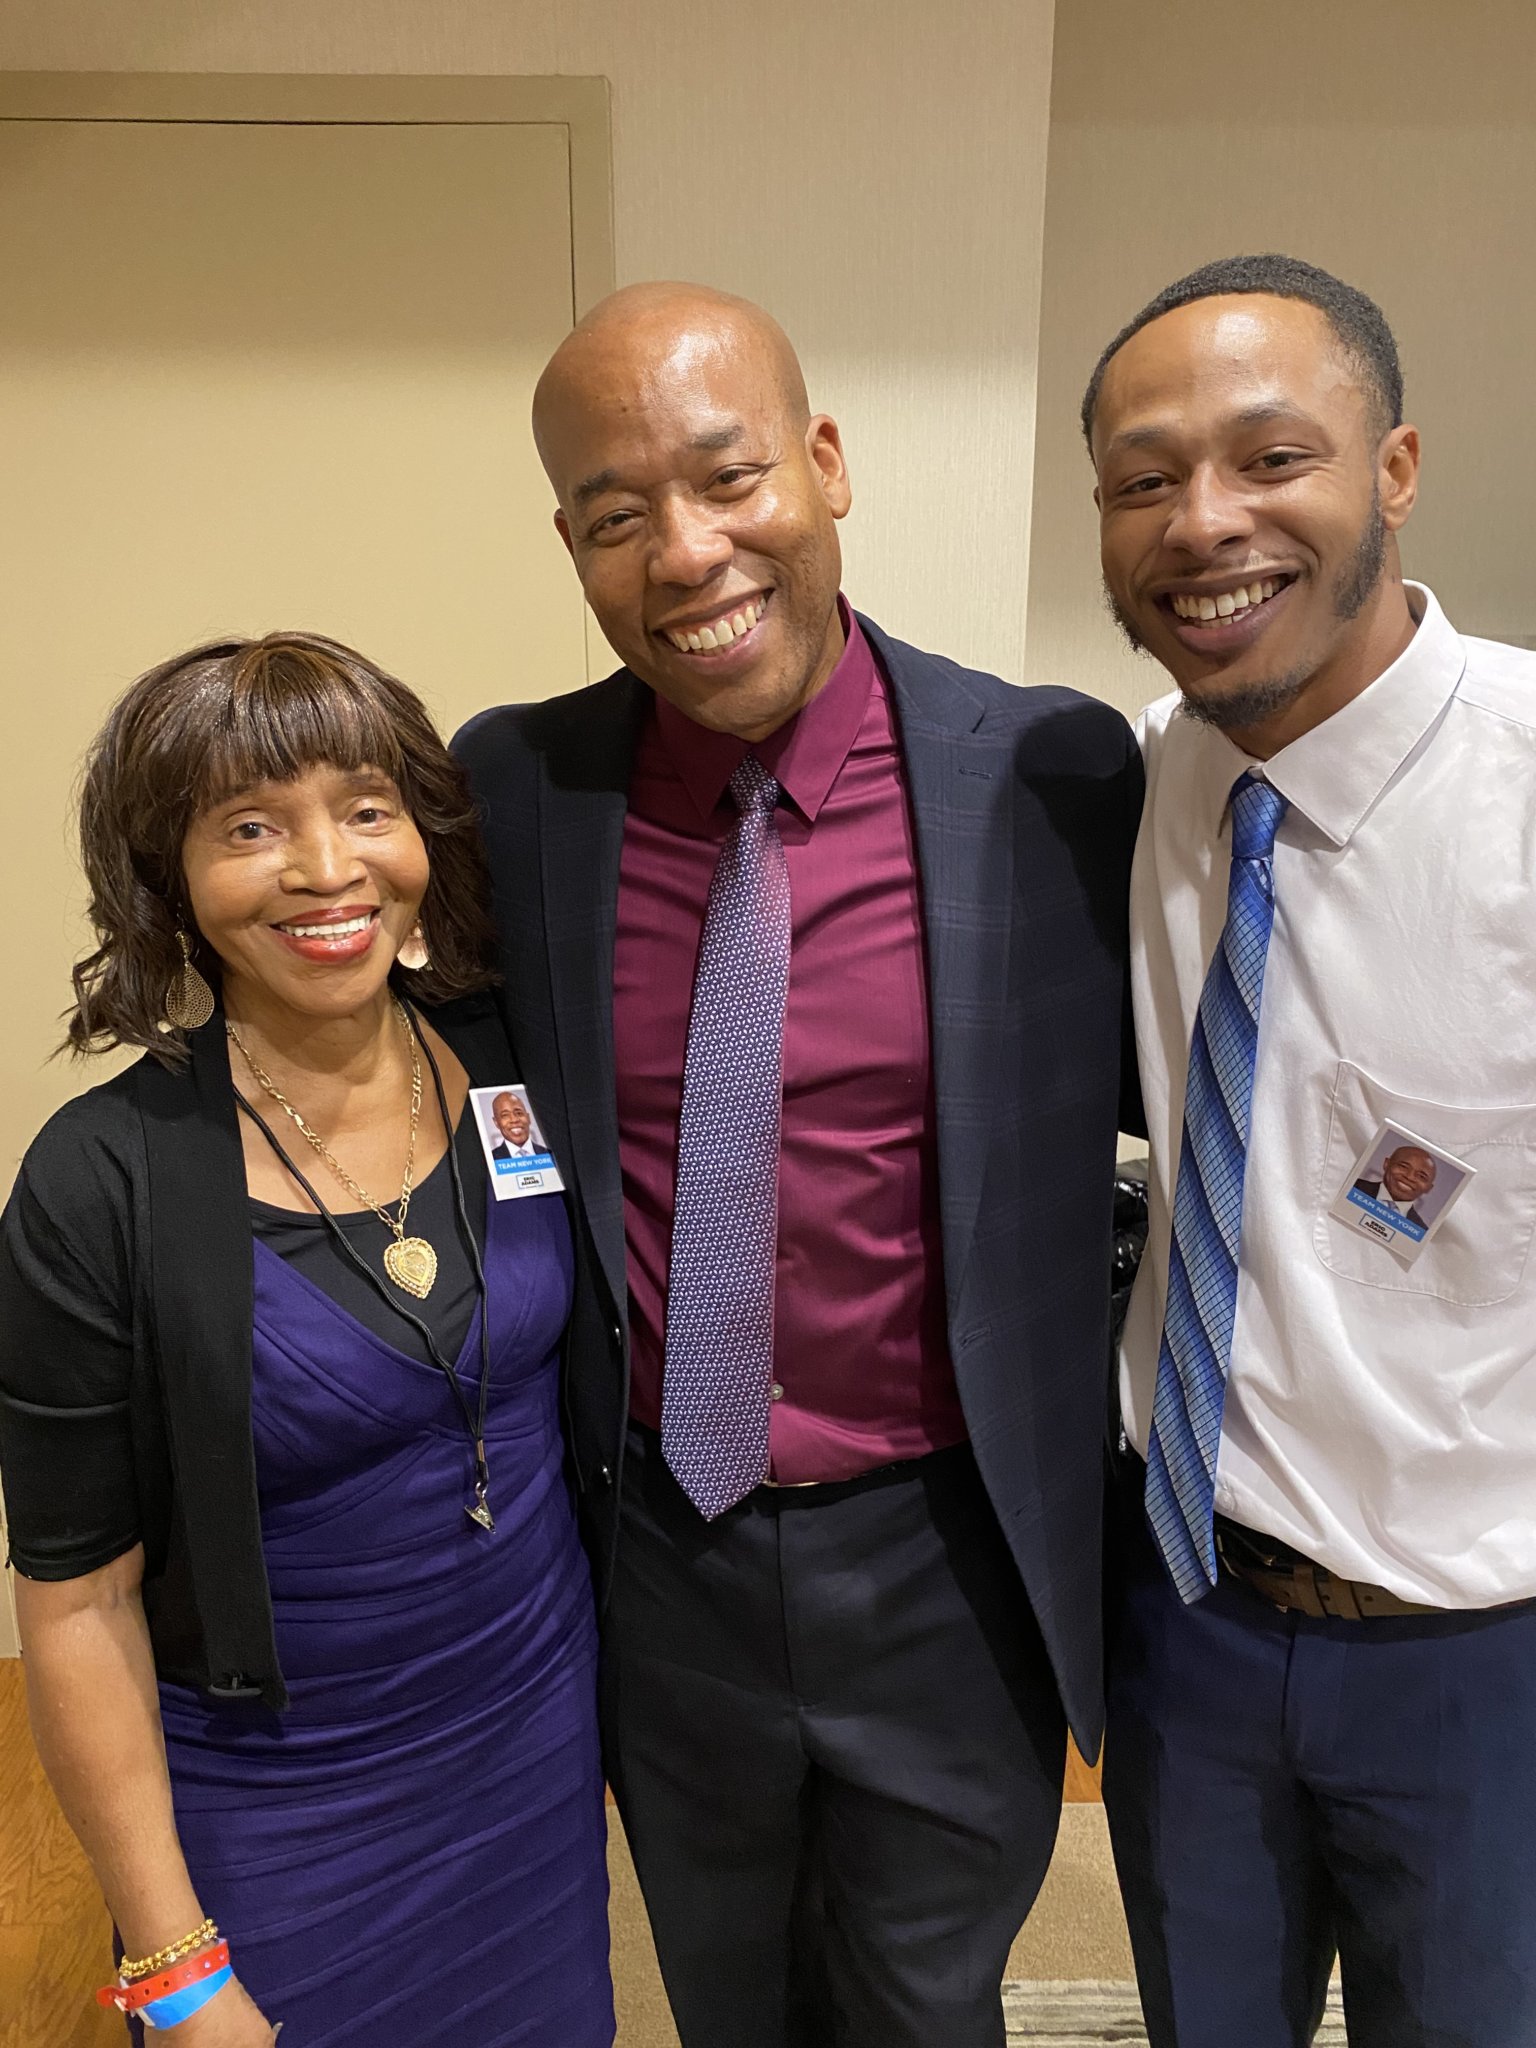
left=227, top=997, right=439, bottom=1300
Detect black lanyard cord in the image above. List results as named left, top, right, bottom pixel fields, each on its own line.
left=231, top=1006, right=495, bottom=1516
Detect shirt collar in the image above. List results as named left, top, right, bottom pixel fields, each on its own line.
left=1188, top=582, right=1467, bottom=848
left=652, top=596, right=876, bottom=827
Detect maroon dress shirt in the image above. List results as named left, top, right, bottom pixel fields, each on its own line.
left=613, top=604, right=966, bottom=1483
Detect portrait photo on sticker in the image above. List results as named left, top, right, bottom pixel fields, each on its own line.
left=469, top=1085, right=564, bottom=1199
left=1329, top=1118, right=1475, bottom=1266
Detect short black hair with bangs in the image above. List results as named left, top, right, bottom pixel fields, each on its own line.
left=1081, top=253, right=1404, bottom=453
left=68, top=631, right=497, bottom=1062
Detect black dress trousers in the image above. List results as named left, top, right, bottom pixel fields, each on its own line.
left=600, top=1424, right=1067, bottom=2048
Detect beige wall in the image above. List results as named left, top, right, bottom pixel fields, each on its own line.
left=1026, top=0, right=1536, bottom=717
left=1, top=99, right=591, bottom=1184
left=0, top=0, right=1058, bottom=685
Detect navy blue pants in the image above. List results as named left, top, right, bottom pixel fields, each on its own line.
left=1104, top=1476, right=1536, bottom=2048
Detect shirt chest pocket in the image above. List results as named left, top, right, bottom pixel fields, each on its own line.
left=1313, top=1061, right=1536, bottom=1307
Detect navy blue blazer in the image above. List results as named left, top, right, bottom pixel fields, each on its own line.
left=455, top=616, right=1142, bottom=1750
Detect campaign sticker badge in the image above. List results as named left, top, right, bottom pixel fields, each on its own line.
left=470, top=1085, right=565, bottom=1199
left=1329, top=1119, right=1475, bottom=1266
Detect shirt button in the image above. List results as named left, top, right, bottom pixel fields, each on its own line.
left=769, top=1383, right=784, bottom=1401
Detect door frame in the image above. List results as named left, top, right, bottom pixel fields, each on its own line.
left=0, top=71, right=613, bottom=318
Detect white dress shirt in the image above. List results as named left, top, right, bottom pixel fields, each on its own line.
left=1122, top=584, right=1536, bottom=1607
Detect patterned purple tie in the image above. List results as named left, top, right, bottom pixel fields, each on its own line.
left=661, top=755, right=791, bottom=1518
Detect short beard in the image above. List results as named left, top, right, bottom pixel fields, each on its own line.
left=1106, top=497, right=1389, bottom=735
left=1175, top=661, right=1314, bottom=736
left=1333, top=495, right=1387, bottom=622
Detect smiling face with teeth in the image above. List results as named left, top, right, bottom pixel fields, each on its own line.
left=1091, top=294, right=1421, bottom=755
left=181, top=761, right=430, bottom=1031
left=534, top=284, right=852, bottom=741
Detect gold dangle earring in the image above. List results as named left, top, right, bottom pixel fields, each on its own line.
left=396, top=921, right=429, bottom=972
left=163, top=929, right=215, bottom=1031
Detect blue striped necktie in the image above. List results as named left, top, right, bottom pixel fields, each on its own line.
left=1145, top=770, right=1289, bottom=1602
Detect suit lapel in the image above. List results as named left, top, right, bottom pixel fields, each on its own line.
left=865, top=620, right=1015, bottom=1311
left=536, top=674, right=647, bottom=1315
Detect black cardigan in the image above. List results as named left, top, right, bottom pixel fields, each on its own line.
left=0, top=994, right=516, bottom=1710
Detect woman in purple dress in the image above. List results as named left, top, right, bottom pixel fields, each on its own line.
left=0, top=635, right=614, bottom=2046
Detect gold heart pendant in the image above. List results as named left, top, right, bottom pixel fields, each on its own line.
left=383, top=1236, right=438, bottom=1299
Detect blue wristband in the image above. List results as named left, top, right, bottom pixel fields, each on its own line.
left=140, top=1963, right=234, bottom=2030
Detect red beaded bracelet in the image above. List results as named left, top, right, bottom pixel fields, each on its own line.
left=96, top=1940, right=232, bottom=2014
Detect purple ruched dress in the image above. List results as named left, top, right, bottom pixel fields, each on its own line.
left=154, top=1186, right=614, bottom=2046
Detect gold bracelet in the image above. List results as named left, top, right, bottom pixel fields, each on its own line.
left=120, top=1918, right=219, bottom=1982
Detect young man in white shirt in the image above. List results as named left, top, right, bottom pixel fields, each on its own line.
left=1089, top=253, right=1536, bottom=2048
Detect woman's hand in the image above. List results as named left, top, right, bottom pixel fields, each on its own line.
left=158, top=1975, right=280, bottom=2044
left=15, top=1571, right=282, bottom=2043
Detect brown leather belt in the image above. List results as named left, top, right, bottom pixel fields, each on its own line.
left=1213, top=1516, right=1442, bottom=1620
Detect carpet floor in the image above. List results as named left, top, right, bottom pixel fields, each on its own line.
left=1002, top=1980, right=1348, bottom=2045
